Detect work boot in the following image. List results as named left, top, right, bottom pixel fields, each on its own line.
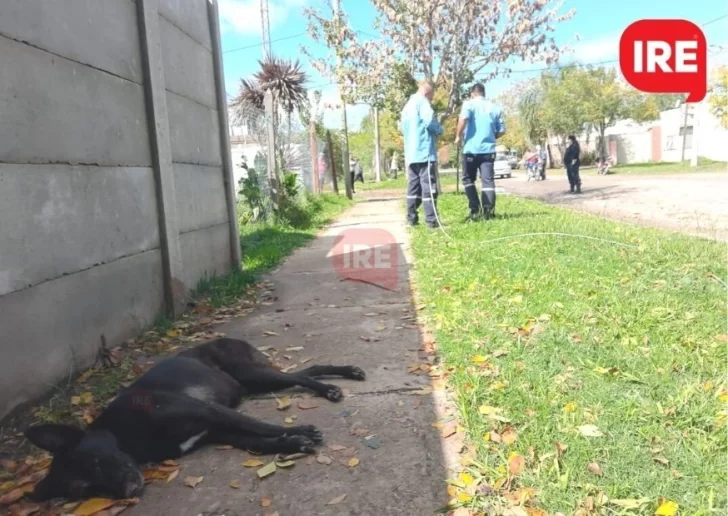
left=569, top=184, right=574, bottom=193
left=575, top=184, right=581, bottom=194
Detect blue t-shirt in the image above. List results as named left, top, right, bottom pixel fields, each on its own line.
left=459, top=97, right=505, bottom=155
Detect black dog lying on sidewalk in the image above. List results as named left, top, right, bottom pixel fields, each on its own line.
left=24, top=337, right=366, bottom=501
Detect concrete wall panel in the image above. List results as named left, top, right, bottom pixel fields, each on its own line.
left=158, top=0, right=212, bottom=50
left=0, top=0, right=236, bottom=421
left=159, top=16, right=216, bottom=108
left=173, top=164, right=228, bottom=233
left=0, top=164, right=159, bottom=296
left=0, top=0, right=143, bottom=83
left=179, top=223, right=232, bottom=290
left=0, top=250, right=165, bottom=418
left=166, top=91, right=221, bottom=166
left=0, top=37, right=150, bottom=166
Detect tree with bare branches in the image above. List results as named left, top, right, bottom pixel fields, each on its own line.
left=304, top=0, right=574, bottom=119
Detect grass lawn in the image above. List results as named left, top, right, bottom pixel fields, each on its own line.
left=358, top=170, right=460, bottom=191
left=591, top=159, right=727, bottom=176
left=194, top=193, right=352, bottom=307
left=409, top=193, right=727, bottom=515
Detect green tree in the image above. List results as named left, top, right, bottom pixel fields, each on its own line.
left=517, top=82, right=548, bottom=147
left=576, top=66, right=659, bottom=156
left=652, top=93, right=684, bottom=111
left=709, top=65, right=728, bottom=129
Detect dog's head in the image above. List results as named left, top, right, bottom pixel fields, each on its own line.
left=24, top=424, right=143, bottom=501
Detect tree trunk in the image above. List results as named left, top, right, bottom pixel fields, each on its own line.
left=374, top=107, right=382, bottom=182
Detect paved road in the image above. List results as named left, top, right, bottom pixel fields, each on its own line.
left=497, top=170, right=728, bottom=241
left=361, top=170, right=728, bottom=241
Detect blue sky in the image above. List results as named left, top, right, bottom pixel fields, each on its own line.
left=218, top=0, right=728, bottom=131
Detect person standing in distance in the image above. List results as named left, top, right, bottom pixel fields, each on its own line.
left=400, top=81, right=443, bottom=228
left=563, top=135, right=582, bottom=194
left=455, top=83, right=506, bottom=221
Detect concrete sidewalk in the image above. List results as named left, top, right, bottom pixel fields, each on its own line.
left=127, top=200, right=456, bottom=516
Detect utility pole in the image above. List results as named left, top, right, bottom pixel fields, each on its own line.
left=260, top=0, right=271, bottom=60
left=333, top=0, right=352, bottom=199
left=690, top=103, right=699, bottom=167
left=680, top=100, right=690, bottom=163
left=373, top=107, right=382, bottom=182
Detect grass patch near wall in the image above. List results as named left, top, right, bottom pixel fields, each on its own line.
left=409, top=193, right=727, bottom=515
left=193, top=193, right=352, bottom=307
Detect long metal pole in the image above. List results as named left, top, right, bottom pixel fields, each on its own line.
left=333, top=0, right=352, bottom=199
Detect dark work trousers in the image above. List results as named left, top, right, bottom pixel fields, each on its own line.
left=462, top=153, right=496, bottom=217
left=566, top=162, right=581, bottom=187
left=406, top=162, right=438, bottom=226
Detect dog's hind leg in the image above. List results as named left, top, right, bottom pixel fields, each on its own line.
left=297, top=365, right=366, bottom=381
left=212, top=432, right=317, bottom=455
left=224, top=366, right=348, bottom=401
left=208, top=404, right=323, bottom=443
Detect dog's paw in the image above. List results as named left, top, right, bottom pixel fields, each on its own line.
left=325, top=385, right=343, bottom=402
left=288, top=435, right=317, bottom=454
left=348, top=366, right=366, bottom=381
left=294, top=424, right=324, bottom=444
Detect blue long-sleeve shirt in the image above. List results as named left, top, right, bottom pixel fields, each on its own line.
left=400, top=93, right=443, bottom=166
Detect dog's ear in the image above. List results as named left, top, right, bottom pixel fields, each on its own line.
left=25, top=424, right=85, bottom=454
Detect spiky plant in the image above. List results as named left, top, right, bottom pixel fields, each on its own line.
left=229, top=78, right=265, bottom=130
left=254, top=56, right=308, bottom=116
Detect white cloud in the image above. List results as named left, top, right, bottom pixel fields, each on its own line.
left=218, top=0, right=308, bottom=36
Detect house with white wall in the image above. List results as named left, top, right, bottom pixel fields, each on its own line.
left=547, top=94, right=727, bottom=165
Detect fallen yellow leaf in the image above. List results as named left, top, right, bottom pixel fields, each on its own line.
left=243, top=459, right=265, bottom=467
left=563, top=402, right=577, bottom=413
left=508, top=454, right=525, bottom=475
left=230, top=481, right=240, bottom=489
left=478, top=405, right=500, bottom=415
left=256, top=462, right=277, bottom=478
left=655, top=500, right=678, bottom=516
left=183, top=476, right=203, bottom=488
left=276, top=396, right=291, bottom=410
left=73, top=498, right=114, bottom=516
left=501, top=427, right=518, bottom=445
left=458, top=472, right=474, bottom=486
left=348, top=458, right=360, bottom=468
left=578, top=424, right=604, bottom=437
left=327, top=494, right=347, bottom=505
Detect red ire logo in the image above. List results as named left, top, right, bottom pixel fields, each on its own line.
left=619, top=19, right=707, bottom=102
left=331, top=229, right=399, bottom=291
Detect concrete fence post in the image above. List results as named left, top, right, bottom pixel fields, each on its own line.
left=207, top=0, right=242, bottom=270
left=264, top=90, right=279, bottom=210
left=136, top=0, right=186, bottom=316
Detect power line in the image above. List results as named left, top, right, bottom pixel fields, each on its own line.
left=223, top=32, right=307, bottom=54
left=475, top=13, right=728, bottom=77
